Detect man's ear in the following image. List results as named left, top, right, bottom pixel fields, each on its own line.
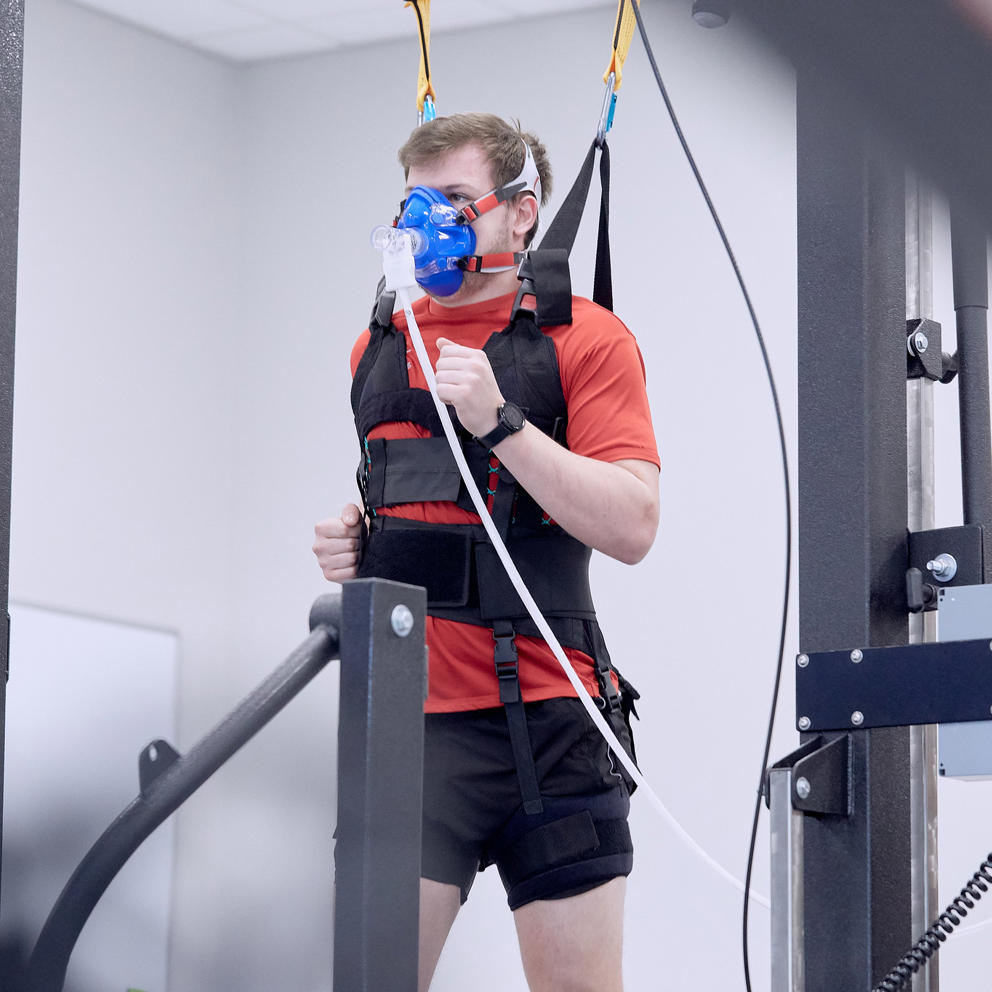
left=511, top=194, right=539, bottom=242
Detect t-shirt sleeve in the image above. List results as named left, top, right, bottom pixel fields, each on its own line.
left=555, top=305, right=660, bottom=468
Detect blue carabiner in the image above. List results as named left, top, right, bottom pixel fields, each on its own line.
left=596, top=72, right=617, bottom=146
left=418, top=94, right=437, bottom=127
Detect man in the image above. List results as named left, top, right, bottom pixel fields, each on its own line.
left=314, top=113, right=659, bottom=992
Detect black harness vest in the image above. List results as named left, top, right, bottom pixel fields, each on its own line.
left=350, top=285, right=636, bottom=810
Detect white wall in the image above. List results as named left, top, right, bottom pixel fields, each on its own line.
left=22, top=1, right=991, bottom=991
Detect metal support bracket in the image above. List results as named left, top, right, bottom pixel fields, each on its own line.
left=906, top=524, right=985, bottom=613
left=907, top=318, right=957, bottom=383
left=792, top=734, right=851, bottom=816
left=138, top=739, right=181, bottom=794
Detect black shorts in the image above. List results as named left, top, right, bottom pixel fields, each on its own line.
left=421, top=697, right=634, bottom=911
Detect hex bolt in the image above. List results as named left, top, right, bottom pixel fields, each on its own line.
left=926, top=553, right=958, bottom=582
left=390, top=604, right=414, bottom=637
left=798, top=716, right=811, bottom=731
left=851, top=710, right=865, bottom=726
left=850, top=648, right=863, bottom=663
left=795, top=776, right=812, bottom=800
left=914, top=331, right=929, bottom=354
left=797, top=654, right=809, bottom=668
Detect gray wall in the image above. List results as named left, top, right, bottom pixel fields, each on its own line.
left=17, top=1, right=989, bottom=990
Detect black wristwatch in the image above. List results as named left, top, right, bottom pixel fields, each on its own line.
left=476, top=401, right=526, bottom=449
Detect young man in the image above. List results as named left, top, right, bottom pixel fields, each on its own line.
left=314, top=113, right=659, bottom=992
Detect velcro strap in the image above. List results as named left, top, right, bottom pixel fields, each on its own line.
left=474, top=533, right=594, bottom=620
left=365, top=437, right=462, bottom=509
left=358, top=528, right=471, bottom=607
left=498, top=812, right=601, bottom=885
left=527, top=250, right=572, bottom=327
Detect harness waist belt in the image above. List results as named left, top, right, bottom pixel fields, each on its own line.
left=357, top=519, right=595, bottom=619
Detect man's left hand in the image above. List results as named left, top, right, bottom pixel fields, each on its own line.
left=434, top=337, right=504, bottom=438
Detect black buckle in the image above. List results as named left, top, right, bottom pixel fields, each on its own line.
left=493, top=626, right=520, bottom=704
left=596, top=670, right=622, bottom=714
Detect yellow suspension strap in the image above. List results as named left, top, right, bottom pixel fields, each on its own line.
left=404, top=0, right=437, bottom=125
left=598, top=0, right=639, bottom=144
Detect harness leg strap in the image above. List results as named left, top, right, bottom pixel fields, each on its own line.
left=493, top=622, right=544, bottom=815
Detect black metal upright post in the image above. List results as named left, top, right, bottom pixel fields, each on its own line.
left=333, top=578, right=426, bottom=992
left=796, top=69, right=913, bottom=991
left=0, top=0, right=24, bottom=903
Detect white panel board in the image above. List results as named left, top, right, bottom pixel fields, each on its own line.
left=1, top=603, right=178, bottom=992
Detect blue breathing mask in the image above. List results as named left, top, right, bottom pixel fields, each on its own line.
left=396, top=185, right=476, bottom=297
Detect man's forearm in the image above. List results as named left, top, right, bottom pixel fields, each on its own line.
left=491, top=423, right=659, bottom=565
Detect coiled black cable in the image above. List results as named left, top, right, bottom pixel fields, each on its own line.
left=872, top=852, right=992, bottom=992
left=630, top=6, right=792, bottom=992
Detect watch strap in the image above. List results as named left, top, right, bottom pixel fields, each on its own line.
left=476, top=402, right=525, bottom=449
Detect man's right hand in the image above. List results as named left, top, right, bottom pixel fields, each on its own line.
left=313, top=503, right=363, bottom=583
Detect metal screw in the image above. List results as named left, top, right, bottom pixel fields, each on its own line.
left=798, top=716, right=811, bottom=731
left=851, top=710, right=865, bottom=726
left=795, top=776, right=812, bottom=799
left=390, top=604, right=414, bottom=637
left=850, top=648, right=863, bottom=663
left=914, top=331, right=929, bottom=354
left=797, top=654, right=809, bottom=668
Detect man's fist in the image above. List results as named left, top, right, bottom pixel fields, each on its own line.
left=313, top=503, right=363, bottom=583
left=434, top=337, right=503, bottom=438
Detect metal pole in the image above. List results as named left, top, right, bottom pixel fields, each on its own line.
left=905, top=175, right=939, bottom=992
left=950, top=206, right=992, bottom=575
left=795, top=66, right=912, bottom=991
left=768, top=763, right=805, bottom=992
left=0, top=0, right=25, bottom=904
left=333, top=579, right=426, bottom=992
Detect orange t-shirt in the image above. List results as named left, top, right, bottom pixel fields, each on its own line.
left=351, top=290, right=659, bottom=712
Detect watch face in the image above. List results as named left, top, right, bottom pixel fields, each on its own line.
left=500, top=402, right=525, bottom=432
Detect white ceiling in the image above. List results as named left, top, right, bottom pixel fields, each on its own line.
left=65, top=0, right=616, bottom=63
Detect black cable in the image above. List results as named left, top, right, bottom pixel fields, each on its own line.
left=630, top=6, right=792, bottom=992
left=873, top=852, right=992, bottom=992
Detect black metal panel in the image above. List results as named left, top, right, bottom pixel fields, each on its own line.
left=797, top=638, right=992, bottom=730
left=334, top=579, right=426, bottom=992
left=908, top=525, right=984, bottom=590
left=0, top=0, right=24, bottom=902
left=794, top=65, right=913, bottom=992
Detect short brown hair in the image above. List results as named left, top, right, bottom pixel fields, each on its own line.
left=397, top=113, right=552, bottom=247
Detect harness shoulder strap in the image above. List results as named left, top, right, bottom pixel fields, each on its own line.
left=527, top=139, right=613, bottom=314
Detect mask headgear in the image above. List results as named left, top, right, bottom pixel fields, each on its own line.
left=394, top=140, right=541, bottom=297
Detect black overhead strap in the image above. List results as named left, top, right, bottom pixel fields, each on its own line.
left=493, top=621, right=544, bottom=815
left=594, top=141, right=613, bottom=313
left=536, top=139, right=613, bottom=313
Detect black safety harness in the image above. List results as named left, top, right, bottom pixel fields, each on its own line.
left=352, top=140, right=638, bottom=815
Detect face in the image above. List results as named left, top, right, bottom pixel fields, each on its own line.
left=405, top=143, right=535, bottom=305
